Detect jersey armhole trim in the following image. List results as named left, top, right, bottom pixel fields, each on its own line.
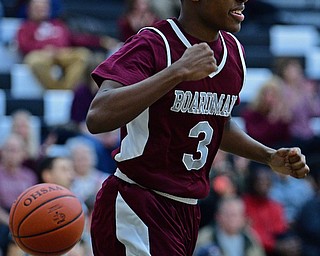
left=227, top=32, right=247, bottom=87
left=138, top=27, right=172, bottom=67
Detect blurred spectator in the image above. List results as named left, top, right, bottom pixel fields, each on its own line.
left=37, top=156, right=91, bottom=256
left=67, top=137, right=108, bottom=206
left=67, top=138, right=108, bottom=256
left=16, top=0, right=89, bottom=90
left=10, top=109, right=40, bottom=171
left=11, top=110, right=38, bottom=159
left=70, top=54, right=104, bottom=126
left=40, top=122, right=119, bottom=174
left=295, top=162, right=320, bottom=256
left=269, top=173, right=315, bottom=228
left=70, top=51, right=123, bottom=126
left=82, top=127, right=120, bottom=174
left=243, top=164, right=302, bottom=256
left=39, top=123, right=79, bottom=158
left=210, top=150, right=234, bottom=177
left=16, top=0, right=119, bottom=90
left=149, top=0, right=180, bottom=19
left=274, top=57, right=320, bottom=161
left=241, top=76, right=292, bottom=148
left=230, top=155, right=251, bottom=194
left=0, top=134, right=38, bottom=256
left=37, top=155, right=74, bottom=188
left=199, top=150, right=238, bottom=229
left=195, top=196, right=266, bottom=256
left=211, top=173, right=238, bottom=200
left=70, top=78, right=97, bottom=125
left=118, top=0, right=159, bottom=41
left=14, top=0, right=64, bottom=18
left=199, top=171, right=240, bottom=230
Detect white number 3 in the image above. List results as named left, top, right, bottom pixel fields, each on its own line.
left=183, top=121, right=213, bottom=171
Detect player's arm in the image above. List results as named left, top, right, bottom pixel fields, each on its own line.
left=219, top=118, right=310, bottom=179
left=86, top=43, right=217, bottom=133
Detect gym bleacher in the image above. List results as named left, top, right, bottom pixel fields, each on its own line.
left=0, top=0, right=319, bottom=141
left=237, top=0, right=320, bottom=133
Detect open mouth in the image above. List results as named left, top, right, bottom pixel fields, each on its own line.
left=231, top=10, right=243, bottom=16
left=230, top=8, right=245, bottom=22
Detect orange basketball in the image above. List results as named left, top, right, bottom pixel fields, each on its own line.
left=9, top=183, right=85, bottom=256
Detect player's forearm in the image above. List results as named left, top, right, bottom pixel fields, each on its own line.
left=219, top=118, right=276, bottom=165
left=86, top=65, right=185, bottom=133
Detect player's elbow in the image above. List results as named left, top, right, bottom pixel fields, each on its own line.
left=86, top=108, right=122, bottom=134
left=86, top=110, right=109, bottom=134
left=86, top=112, right=100, bottom=134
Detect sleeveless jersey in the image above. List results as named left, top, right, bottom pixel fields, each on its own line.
left=92, top=18, right=246, bottom=199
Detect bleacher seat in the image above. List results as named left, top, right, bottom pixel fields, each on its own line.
left=0, top=72, right=11, bottom=91
left=6, top=97, right=44, bottom=117
left=0, top=115, right=41, bottom=147
left=0, top=18, right=22, bottom=73
left=240, top=68, right=273, bottom=103
left=310, top=117, right=320, bottom=136
left=270, top=25, right=319, bottom=57
left=11, top=64, right=44, bottom=99
left=0, top=44, right=21, bottom=73
left=0, top=17, right=22, bottom=45
left=44, top=90, right=74, bottom=127
left=265, top=0, right=311, bottom=8
left=0, top=89, right=6, bottom=116
left=305, top=47, right=320, bottom=80
left=62, top=0, right=125, bottom=38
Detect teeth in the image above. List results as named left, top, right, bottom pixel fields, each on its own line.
left=233, top=10, right=242, bottom=15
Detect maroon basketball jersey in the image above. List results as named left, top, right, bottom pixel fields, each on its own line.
left=92, top=18, right=246, bottom=199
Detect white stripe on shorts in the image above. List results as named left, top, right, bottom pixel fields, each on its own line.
left=115, top=168, right=198, bottom=205
left=115, top=192, right=151, bottom=256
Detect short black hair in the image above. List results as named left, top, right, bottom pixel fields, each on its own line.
left=37, top=156, right=58, bottom=182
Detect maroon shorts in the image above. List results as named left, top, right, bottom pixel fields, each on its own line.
left=91, top=175, right=201, bottom=256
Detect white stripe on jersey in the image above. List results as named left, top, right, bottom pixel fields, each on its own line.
left=167, top=18, right=228, bottom=78
left=138, top=26, right=172, bottom=67
left=114, top=109, right=149, bottom=161
left=114, top=27, right=173, bottom=162
left=115, top=192, right=151, bottom=255
left=227, top=32, right=247, bottom=88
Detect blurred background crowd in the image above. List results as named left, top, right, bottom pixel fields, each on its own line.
left=0, top=0, right=320, bottom=255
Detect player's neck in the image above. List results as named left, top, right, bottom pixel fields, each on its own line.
left=178, top=15, right=219, bottom=42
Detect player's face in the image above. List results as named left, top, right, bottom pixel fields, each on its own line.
left=197, top=0, right=248, bottom=34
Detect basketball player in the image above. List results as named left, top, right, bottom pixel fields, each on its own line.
left=86, top=0, right=310, bottom=255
